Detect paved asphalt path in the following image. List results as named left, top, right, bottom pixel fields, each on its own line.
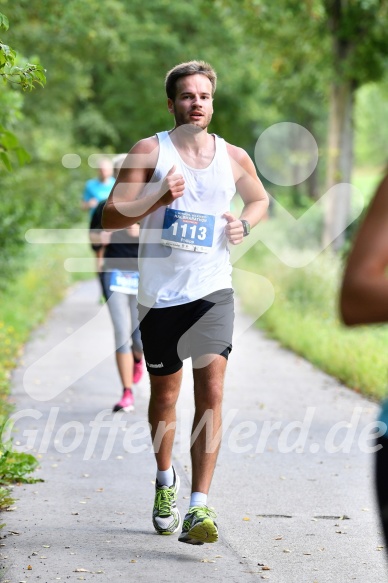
left=1, top=279, right=386, bottom=582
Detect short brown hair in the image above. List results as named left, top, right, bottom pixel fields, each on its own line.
left=165, top=60, right=217, bottom=100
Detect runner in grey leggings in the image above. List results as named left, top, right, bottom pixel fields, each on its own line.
left=91, top=154, right=143, bottom=411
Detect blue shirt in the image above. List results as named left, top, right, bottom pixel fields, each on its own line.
left=83, top=177, right=115, bottom=216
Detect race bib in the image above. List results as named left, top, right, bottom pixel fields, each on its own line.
left=109, top=270, right=139, bottom=295
left=161, top=208, right=215, bottom=253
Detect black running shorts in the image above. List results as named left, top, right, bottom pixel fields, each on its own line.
left=138, top=288, right=234, bottom=376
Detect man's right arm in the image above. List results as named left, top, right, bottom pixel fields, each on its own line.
left=102, top=137, right=184, bottom=229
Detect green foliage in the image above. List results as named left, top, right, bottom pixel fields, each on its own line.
left=0, top=10, right=46, bottom=171
left=235, top=233, right=388, bottom=400
left=0, top=124, right=30, bottom=169
left=0, top=448, right=42, bottom=484
left=0, top=11, right=46, bottom=90
left=322, top=0, right=388, bottom=86
left=0, top=430, right=42, bottom=529
left=0, top=485, right=14, bottom=512
left=221, top=0, right=388, bottom=205
left=0, top=0, right=278, bottom=277
left=0, top=12, right=9, bottom=31
left=220, top=0, right=330, bottom=130
left=355, top=82, right=388, bottom=168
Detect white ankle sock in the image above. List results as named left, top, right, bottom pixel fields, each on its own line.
left=190, top=491, right=207, bottom=508
left=156, top=466, right=174, bottom=486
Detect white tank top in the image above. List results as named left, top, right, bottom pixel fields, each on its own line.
left=138, top=131, right=236, bottom=308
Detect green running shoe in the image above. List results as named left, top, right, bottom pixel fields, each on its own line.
left=152, top=467, right=180, bottom=535
left=178, top=506, right=218, bottom=545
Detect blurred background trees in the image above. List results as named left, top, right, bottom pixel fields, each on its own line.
left=1, top=0, right=388, bottom=278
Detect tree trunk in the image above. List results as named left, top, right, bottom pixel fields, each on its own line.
left=322, top=78, right=354, bottom=251
left=306, top=166, right=319, bottom=200
left=322, top=0, right=356, bottom=251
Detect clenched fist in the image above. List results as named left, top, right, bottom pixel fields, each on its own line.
left=223, top=211, right=244, bottom=245
left=160, top=165, right=185, bottom=206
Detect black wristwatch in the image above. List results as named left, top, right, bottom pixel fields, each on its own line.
left=241, top=219, right=250, bottom=237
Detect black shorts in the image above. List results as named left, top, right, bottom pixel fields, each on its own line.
left=138, top=288, right=234, bottom=376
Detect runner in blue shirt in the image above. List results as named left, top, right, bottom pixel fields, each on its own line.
left=82, top=157, right=115, bottom=217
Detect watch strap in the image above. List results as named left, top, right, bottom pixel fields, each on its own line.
left=241, top=219, right=250, bottom=237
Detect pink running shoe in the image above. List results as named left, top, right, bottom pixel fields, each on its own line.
left=112, top=388, right=134, bottom=412
left=133, top=359, right=144, bottom=384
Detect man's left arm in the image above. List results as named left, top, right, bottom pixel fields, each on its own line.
left=224, top=144, right=269, bottom=245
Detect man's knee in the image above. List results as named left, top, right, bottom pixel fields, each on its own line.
left=150, top=376, right=181, bottom=409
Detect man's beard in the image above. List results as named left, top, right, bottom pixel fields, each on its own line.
left=174, top=111, right=211, bottom=131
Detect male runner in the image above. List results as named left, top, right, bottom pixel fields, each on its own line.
left=103, top=60, right=268, bottom=545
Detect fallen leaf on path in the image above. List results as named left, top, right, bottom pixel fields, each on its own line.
left=243, top=517, right=250, bottom=521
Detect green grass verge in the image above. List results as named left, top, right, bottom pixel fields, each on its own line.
left=0, top=237, right=93, bottom=414
left=234, top=245, right=388, bottom=402
left=352, top=166, right=384, bottom=200
left=0, top=233, right=93, bottom=516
